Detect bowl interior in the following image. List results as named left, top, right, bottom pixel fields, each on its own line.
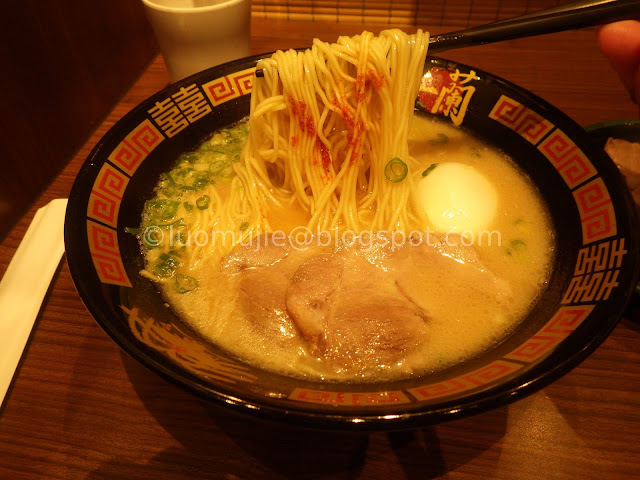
left=65, top=55, right=640, bottom=430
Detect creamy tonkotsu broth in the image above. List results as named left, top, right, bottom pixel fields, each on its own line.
left=135, top=114, right=555, bottom=382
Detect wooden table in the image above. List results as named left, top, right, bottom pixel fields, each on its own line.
left=1, top=18, right=639, bottom=480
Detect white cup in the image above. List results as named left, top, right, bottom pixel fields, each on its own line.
left=141, top=0, right=251, bottom=82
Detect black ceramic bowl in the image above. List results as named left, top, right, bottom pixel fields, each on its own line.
left=65, top=54, right=640, bottom=431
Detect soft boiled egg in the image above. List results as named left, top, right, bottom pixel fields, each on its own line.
left=418, top=162, right=498, bottom=234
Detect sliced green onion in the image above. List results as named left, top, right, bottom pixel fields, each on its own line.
left=165, top=172, right=177, bottom=187
left=180, top=153, right=198, bottom=164
left=209, top=159, right=227, bottom=175
left=142, top=233, right=160, bottom=250
left=154, top=254, right=180, bottom=277
left=239, top=221, right=249, bottom=232
left=164, top=200, right=180, bottom=219
left=149, top=218, right=184, bottom=229
left=514, top=218, right=531, bottom=233
left=429, top=133, right=449, bottom=145
left=144, top=198, right=180, bottom=221
left=175, top=274, right=199, bottom=293
left=173, top=232, right=187, bottom=246
left=510, top=239, right=526, bottom=250
left=384, top=157, right=408, bottom=183
left=196, top=195, right=210, bottom=210
left=124, top=227, right=143, bottom=234
left=183, top=201, right=194, bottom=212
left=506, top=239, right=527, bottom=256
left=422, top=163, right=438, bottom=177
left=192, top=174, right=210, bottom=189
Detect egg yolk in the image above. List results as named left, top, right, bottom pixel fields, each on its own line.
left=418, top=162, right=498, bottom=234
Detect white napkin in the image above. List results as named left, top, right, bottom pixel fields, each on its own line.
left=0, top=198, right=67, bottom=406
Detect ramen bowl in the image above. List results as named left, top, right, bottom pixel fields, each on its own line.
left=65, top=54, right=639, bottom=431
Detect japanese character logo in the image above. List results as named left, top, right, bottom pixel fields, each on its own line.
left=148, top=84, right=212, bottom=138
left=417, top=68, right=479, bottom=126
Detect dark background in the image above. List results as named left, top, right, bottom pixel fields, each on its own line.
left=0, top=0, right=158, bottom=239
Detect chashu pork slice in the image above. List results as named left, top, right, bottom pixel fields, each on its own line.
left=236, top=267, right=300, bottom=340
left=285, top=253, right=344, bottom=344
left=221, top=233, right=294, bottom=339
left=285, top=247, right=430, bottom=373
left=222, top=235, right=326, bottom=341
left=390, top=235, right=512, bottom=315
left=325, top=289, right=429, bottom=373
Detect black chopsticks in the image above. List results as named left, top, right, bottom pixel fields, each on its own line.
left=254, top=0, right=640, bottom=78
